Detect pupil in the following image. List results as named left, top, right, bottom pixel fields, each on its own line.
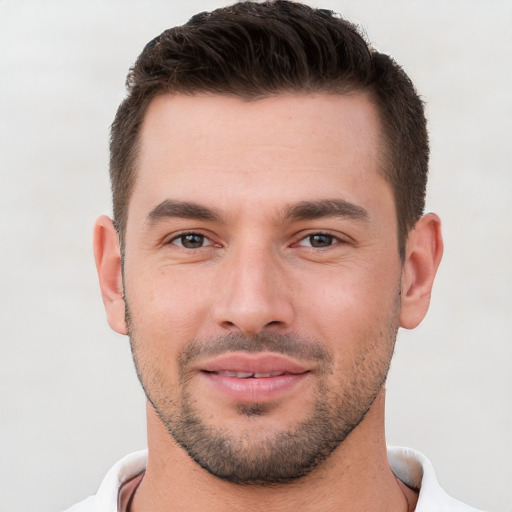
left=310, top=234, right=332, bottom=247
left=182, top=234, right=204, bottom=248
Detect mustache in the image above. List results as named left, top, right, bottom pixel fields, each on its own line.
left=178, top=332, right=333, bottom=369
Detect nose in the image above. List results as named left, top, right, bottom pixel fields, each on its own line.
left=213, top=245, right=295, bottom=334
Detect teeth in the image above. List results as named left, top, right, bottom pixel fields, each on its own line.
left=216, top=371, right=285, bottom=378
left=254, top=372, right=284, bottom=378
left=218, top=371, right=253, bottom=378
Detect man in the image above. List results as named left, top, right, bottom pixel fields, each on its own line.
left=66, top=1, right=480, bottom=510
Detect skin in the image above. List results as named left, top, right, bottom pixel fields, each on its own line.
left=94, top=93, right=443, bottom=511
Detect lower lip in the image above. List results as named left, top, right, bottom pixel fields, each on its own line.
left=201, top=372, right=310, bottom=402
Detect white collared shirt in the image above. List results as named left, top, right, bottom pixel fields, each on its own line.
left=64, top=447, right=482, bottom=511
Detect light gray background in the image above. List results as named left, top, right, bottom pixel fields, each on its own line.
left=1, top=1, right=511, bottom=511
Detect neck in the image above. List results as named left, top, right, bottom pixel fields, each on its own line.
left=131, top=390, right=416, bottom=512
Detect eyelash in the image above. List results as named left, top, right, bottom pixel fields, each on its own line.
left=294, top=231, right=345, bottom=249
left=167, top=231, right=216, bottom=249
left=166, top=230, right=344, bottom=250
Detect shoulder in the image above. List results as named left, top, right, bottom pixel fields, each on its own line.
left=62, top=450, right=148, bottom=512
left=388, top=446, right=483, bottom=512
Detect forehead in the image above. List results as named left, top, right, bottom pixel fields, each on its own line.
left=140, top=92, right=381, bottom=165
left=132, top=92, right=388, bottom=219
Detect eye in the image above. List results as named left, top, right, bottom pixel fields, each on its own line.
left=298, top=233, right=337, bottom=248
left=170, top=232, right=213, bottom=249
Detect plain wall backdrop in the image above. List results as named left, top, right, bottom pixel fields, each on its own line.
left=0, top=1, right=511, bottom=511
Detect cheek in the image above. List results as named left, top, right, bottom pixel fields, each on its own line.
left=296, top=260, right=401, bottom=351
left=125, top=267, right=212, bottom=360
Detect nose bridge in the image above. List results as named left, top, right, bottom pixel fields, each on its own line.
left=215, top=240, right=293, bottom=333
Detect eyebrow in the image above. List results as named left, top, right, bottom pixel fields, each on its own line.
left=284, top=199, right=369, bottom=222
left=145, top=198, right=368, bottom=226
left=146, top=199, right=222, bottom=224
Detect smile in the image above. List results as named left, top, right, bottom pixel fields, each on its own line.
left=197, top=352, right=312, bottom=402
left=208, top=370, right=290, bottom=378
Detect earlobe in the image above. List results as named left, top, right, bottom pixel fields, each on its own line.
left=399, top=213, right=443, bottom=330
left=93, top=215, right=127, bottom=335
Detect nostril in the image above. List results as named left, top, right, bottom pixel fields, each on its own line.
left=219, top=319, right=284, bottom=334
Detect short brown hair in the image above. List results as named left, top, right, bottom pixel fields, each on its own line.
left=110, top=0, right=428, bottom=257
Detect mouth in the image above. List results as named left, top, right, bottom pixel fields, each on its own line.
left=198, top=353, right=312, bottom=402
left=206, top=370, right=293, bottom=378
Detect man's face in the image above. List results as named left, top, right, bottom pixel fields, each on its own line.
left=122, top=93, right=403, bottom=483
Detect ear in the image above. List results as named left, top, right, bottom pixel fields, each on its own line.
left=93, top=215, right=127, bottom=335
left=399, top=213, right=443, bottom=329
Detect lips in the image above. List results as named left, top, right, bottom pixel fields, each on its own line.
left=200, top=352, right=309, bottom=375
left=214, top=370, right=287, bottom=378
left=198, top=352, right=311, bottom=402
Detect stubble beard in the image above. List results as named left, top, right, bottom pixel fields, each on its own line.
left=126, top=306, right=399, bottom=486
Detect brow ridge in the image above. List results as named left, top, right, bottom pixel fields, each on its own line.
left=284, top=199, right=368, bottom=222
left=146, top=198, right=368, bottom=226
left=146, top=199, right=222, bottom=224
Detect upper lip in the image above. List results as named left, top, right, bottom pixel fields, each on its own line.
left=198, top=352, right=310, bottom=376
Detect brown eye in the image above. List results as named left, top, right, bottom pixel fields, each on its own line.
left=172, top=233, right=210, bottom=249
left=305, top=234, right=335, bottom=248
